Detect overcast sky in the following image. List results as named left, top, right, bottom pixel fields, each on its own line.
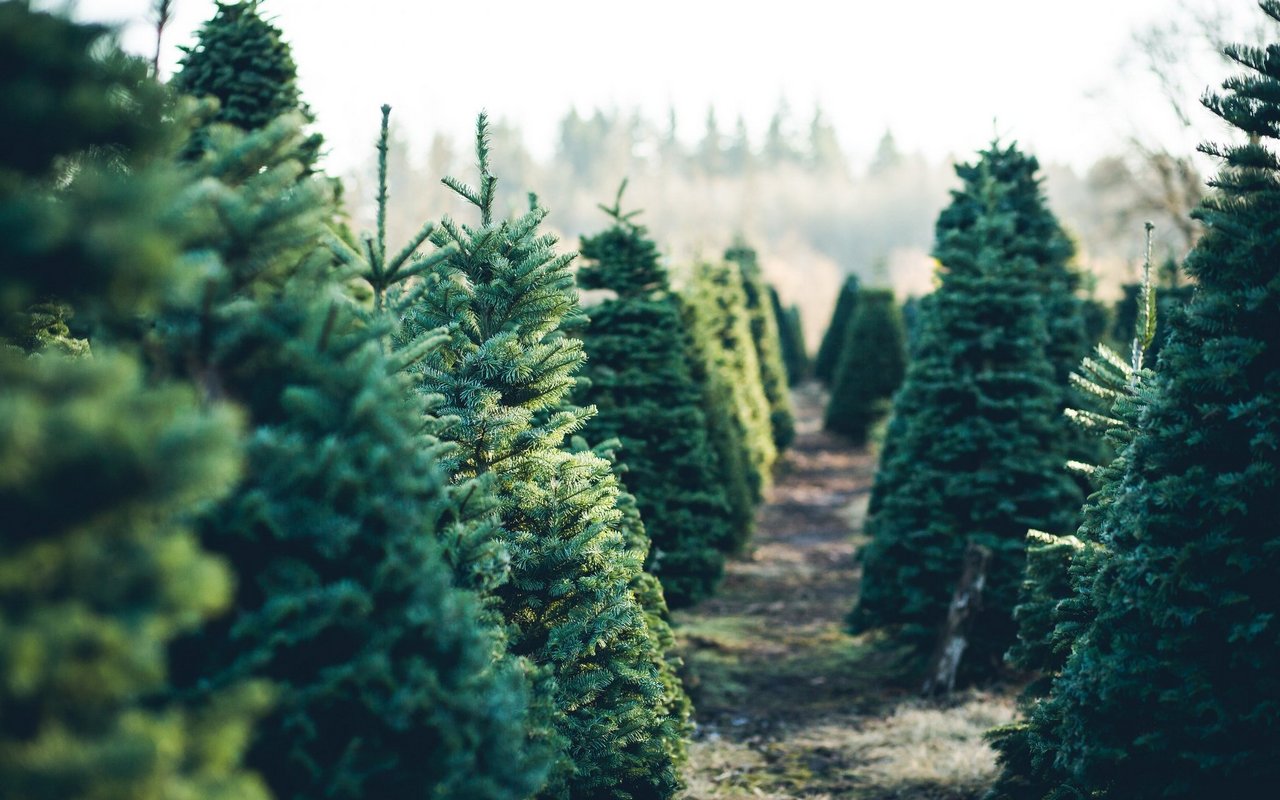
left=53, top=0, right=1245, bottom=174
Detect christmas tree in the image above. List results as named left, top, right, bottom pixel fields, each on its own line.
left=813, top=274, right=860, bottom=383
left=727, top=242, right=795, bottom=450
left=172, top=1, right=321, bottom=168
left=0, top=7, right=267, bottom=797
left=849, top=153, right=1082, bottom=680
left=770, top=287, right=809, bottom=385
left=400, top=116, right=686, bottom=799
left=164, top=115, right=551, bottom=800
left=682, top=259, right=778, bottom=551
left=824, top=288, right=906, bottom=444
left=996, top=8, right=1280, bottom=794
left=574, top=186, right=734, bottom=607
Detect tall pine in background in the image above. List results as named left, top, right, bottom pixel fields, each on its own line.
left=163, top=115, right=551, bottom=800
left=682, top=259, right=778, bottom=551
left=813, top=275, right=860, bottom=383
left=824, top=288, right=906, bottom=444
left=770, top=287, right=808, bottom=385
left=727, top=242, right=795, bottom=450
left=0, top=7, right=268, bottom=797
left=574, top=185, right=734, bottom=607
left=849, top=153, right=1081, bottom=680
left=401, top=116, right=686, bottom=800
left=172, top=1, right=321, bottom=168
left=1000, top=9, right=1280, bottom=795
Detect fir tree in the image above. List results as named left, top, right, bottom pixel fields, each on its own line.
left=165, top=116, right=551, bottom=800
left=813, top=274, right=859, bottom=383
left=849, top=155, right=1082, bottom=680
left=682, top=259, right=778, bottom=551
left=727, top=242, right=795, bottom=450
left=172, top=1, right=321, bottom=168
left=401, top=115, right=686, bottom=800
left=770, top=287, right=808, bottom=385
left=573, top=185, right=734, bottom=607
left=998, top=10, right=1280, bottom=795
left=824, top=288, right=906, bottom=444
left=0, top=7, right=267, bottom=796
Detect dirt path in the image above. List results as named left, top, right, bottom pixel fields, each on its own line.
left=675, top=383, right=1015, bottom=800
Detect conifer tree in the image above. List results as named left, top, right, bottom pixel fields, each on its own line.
left=813, top=274, right=859, bottom=383
left=573, top=186, right=734, bottom=607
left=824, top=288, right=906, bottom=444
left=727, top=242, right=795, bottom=450
left=682, top=259, right=778, bottom=550
left=996, top=10, right=1280, bottom=794
left=848, top=155, right=1082, bottom=679
left=172, top=1, right=321, bottom=168
left=401, top=116, right=685, bottom=800
left=0, top=7, right=267, bottom=796
left=770, top=287, right=808, bottom=385
left=165, top=117, right=550, bottom=800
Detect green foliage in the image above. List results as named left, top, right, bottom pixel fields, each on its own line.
left=991, top=11, right=1280, bottom=795
left=813, top=275, right=859, bottom=383
left=823, top=288, right=906, bottom=444
left=165, top=117, right=550, bottom=800
left=727, top=242, right=795, bottom=450
left=401, top=116, right=686, bottom=799
left=682, top=259, right=778, bottom=551
left=172, top=1, right=321, bottom=168
left=849, top=154, right=1082, bottom=681
left=770, top=287, right=808, bottom=385
left=0, top=8, right=266, bottom=797
left=1110, top=278, right=1194, bottom=364
left=574, top=196, right=733, bottom=607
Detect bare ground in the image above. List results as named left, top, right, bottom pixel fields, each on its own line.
left=675, top=383, right=1016, bottom=800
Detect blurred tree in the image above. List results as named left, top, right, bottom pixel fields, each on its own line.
left=770, top=287, right=808, bottom=385
left=824, top=288, right=906, bottom=444
left=0, top=6, right=267, bottom=797
left=813, top=275, right=860, bottom=383
left=728, top=241, right=795, bottom=450
left=573, top=188, right=735, bottom=607
left=172, top=1, right=321, bottom=169
left=849, top=154, right=1083, bottom=682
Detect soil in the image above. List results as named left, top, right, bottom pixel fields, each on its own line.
left=675, top=383, right=1016, bottom=800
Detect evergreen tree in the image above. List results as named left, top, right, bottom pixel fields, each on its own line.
left=727, top=242, right=795, bottom=450
left=769, top=287, right=808, bottom=385
left=573, top=187, right=734, bottom=607
left=997, top=11, right=1280, bottom=795
left=0, top=7, right=267, bottom=796
left=401, top=116, right=686, bottom=800
left=682, top=259, right=778, bottom=550
left=165, top=117, right=550, bottom=800
left=813, top=274, right=859, bottom=383
left=824, top=288, right=906, bottom=444
left=848, top=155, right=1082, bottom=680
left=172, top=1, right=321, bottom=168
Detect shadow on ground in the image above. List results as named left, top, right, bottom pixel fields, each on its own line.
left=674, top=383, right=1016, bottom=800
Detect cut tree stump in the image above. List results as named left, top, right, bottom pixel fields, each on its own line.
left=922, top=541, right=992, bottom=696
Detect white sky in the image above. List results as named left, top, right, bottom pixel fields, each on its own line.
left=52, top=0, right=1241, bottom=174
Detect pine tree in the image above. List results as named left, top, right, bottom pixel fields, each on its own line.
left=0, top=7, right=267, bottom=797
left=573, top=186, right=734, bottom=607
left=770, top=287, right=808, bottom=385
left=164, top=116, right=551, bottom=800
left=998, top=10, right=1280, bottom=795
left=171, top=1, right=321, bottom=168
left=682, top=259, right=778, bottom=551
left=813, top=274, right=859, bottom=383
left=400, top=116, right=686, bottom=800
left=824, top=288, right=906, bottom=444
left=727, top=242, right=795, bottom=450
left=848, top=155, right=1082, bottom=680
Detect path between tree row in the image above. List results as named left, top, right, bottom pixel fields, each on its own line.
left=675, top=383, right=1016, bottom=800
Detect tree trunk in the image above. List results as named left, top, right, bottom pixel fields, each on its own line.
left=922, top=541, right=992, bottom=696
